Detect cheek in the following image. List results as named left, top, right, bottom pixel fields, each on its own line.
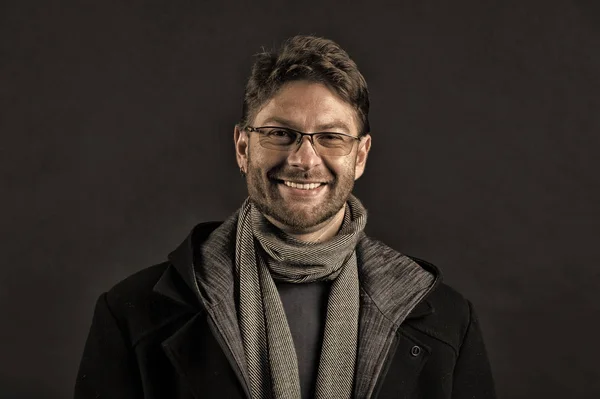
left=248, top=151, right=285, bottom=175
left=330, top=158, right=355, bottom=177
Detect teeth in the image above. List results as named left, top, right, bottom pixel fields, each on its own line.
left=283, top=181, right=322, bottom=190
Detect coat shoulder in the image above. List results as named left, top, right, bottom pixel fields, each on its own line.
left=427, top=282, right=471, bottom=321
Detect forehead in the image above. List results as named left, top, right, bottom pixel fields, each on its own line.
left=253, top=81, right=359, bottom=134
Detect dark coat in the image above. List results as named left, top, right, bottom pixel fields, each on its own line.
left=75, top=221, right=496, bottom=399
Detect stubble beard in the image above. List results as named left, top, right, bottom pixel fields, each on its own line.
left=245, top=157, right=355, bottom=231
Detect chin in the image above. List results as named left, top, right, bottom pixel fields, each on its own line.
left=270, top=205, right=339, bottom=231
left=249, top=188, right=347, bottom=230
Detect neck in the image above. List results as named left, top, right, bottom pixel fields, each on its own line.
left=264, top=205, right=346, bottom=243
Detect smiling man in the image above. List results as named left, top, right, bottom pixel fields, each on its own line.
left=237, top=80, right=368, bottom=240
left=75, top=36, right=496, bottom=399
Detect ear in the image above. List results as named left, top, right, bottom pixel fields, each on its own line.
left=234, top=125, right=249, bottom=172
left=354, top=134, right=372, bottom=180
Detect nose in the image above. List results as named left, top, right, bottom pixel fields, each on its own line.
left=287, top=136, right=322, bottom=170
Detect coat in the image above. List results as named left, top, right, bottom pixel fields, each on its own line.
left=74, top=220, right=496, bottom=398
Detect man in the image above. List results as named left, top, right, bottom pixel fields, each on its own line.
left=75, top=35, right=496, bottom=399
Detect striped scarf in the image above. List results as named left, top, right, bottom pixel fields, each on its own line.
left=235, top=195, right=368, bottom=399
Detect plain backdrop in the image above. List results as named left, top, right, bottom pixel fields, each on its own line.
left=1, top=0, right=599, bottom=398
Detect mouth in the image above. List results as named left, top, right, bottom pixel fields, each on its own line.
left=280, top=180, right=325, bottom=190
left=273, top=178, right=329, bottom=195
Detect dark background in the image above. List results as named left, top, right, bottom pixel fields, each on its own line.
left=1, top=0, right=599, bottom=398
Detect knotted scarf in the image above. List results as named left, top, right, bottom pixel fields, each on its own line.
left=235, top=194, right=367, bottom=399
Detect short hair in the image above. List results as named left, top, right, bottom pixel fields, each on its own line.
left=241, top=35, right=370, bottom=135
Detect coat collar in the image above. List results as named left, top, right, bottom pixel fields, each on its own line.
left=352, top=234, right=439, bottom=397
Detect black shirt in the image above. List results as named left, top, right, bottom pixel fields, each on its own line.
left=276, top=281, right=331, bottom=399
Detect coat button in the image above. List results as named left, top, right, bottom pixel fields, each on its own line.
left=410, top=345, right=422, bottom=357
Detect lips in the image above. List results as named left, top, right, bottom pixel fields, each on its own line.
left=282, top=180, right=323, bottom=190
left=272, top=178, right=328, bottom=198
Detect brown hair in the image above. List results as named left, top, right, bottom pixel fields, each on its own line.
left=241, top=35, right=370, bottom=135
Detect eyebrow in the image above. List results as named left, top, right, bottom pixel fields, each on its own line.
left=261, top=117, right=352, bottom=133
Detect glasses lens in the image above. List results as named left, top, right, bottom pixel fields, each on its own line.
left=315, top=133, right=355, bottom=156
left=255, top=127, right=357, bottom=156
left=258, top=127, right=297, bottom=149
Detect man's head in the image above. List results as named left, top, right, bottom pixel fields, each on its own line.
left=234, top=35, right=372, bottom=234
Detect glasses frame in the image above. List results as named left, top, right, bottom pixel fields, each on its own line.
left=244, top=125, right=363, bottom=156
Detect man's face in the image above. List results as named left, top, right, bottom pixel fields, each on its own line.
left=234, top=81, right=371, bottom=233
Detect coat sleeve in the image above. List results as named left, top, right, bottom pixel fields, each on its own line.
left=451, top=300, right=497, bottom=399
left=74, top=292, right=143, bottom=399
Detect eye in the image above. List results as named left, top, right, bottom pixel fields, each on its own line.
left=261, top=127, right=297, bottom=146
left=318, top=133, right=345, bottom=141
left=266, top=128, right=294, bottom=138
left=268, top=129, right=290, bottom=137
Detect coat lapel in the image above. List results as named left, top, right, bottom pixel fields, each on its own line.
left=155, top=218, right=252, bottom=398
left=354, top=292, right=399, bottom=398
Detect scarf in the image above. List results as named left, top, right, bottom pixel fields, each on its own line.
left=235, top=194, right=368, bottom=399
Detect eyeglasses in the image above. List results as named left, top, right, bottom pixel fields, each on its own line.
left=244, top=125, right=362, bottom=156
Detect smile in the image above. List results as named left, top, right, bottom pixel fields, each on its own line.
left=282, top=180, right=324, bottom=190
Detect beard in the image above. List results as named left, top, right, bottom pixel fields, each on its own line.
left=245, top=153, right=355, bottom=231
